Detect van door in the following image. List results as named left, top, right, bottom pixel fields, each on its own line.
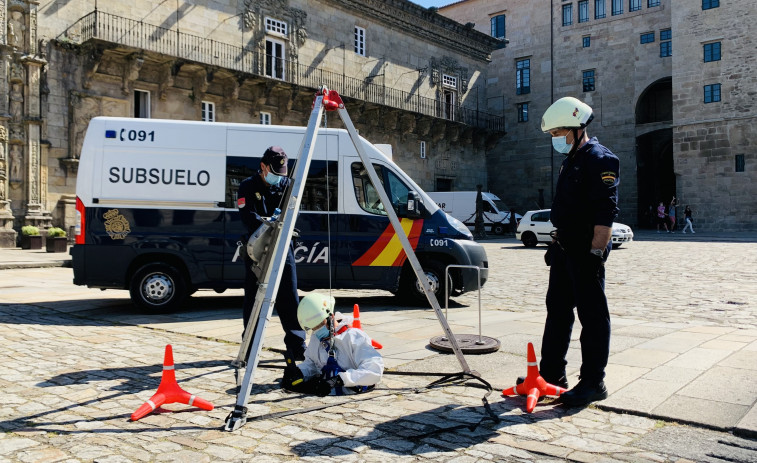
left=343, top=158, right=423, bottom=290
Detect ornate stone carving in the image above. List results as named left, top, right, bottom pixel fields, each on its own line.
left=0, top=0, right=6, bottom=45
left=0, top=126, right=7, bottom=143
left=157, top=62, right=175, bottom=101
left=9, top=82, right=23, bottom=121
left=121, top=55, right=144, bottom=95
left=7, top=10, right=24, bottom=51
left=29, top=139, right=39, bottom=203
left=9, top=143, right=21, bottom=181
left=10, top=60, right=24, bottom=83
left=82, top=46, right=105, bottom=89
left=222, top=77, right=240, bottom=113
left=429, top=57, right=469, bottom=92
left=242, top=0, right=308, bottom=61
left=28, top=3, right=37, bottom=56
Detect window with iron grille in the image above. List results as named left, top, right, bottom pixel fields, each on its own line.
left=491, top=14, right=506, bottom=39
left=583, top=36, right=591, bottom=47
left=595, top=0, right=606, bottom=18
left=517, top=103, right=529, bottom=122
left=630, top=0, right=641, bottom=12
left=704, top=83, right=721, bottom=103
left=516, top=59, right=531, bottom=95
left=563, top=4, right=573, bottom=26
left=703, top=42, right=721, bottom=62
left=201, top=101, right=215, bottom=122
left=640, top=32, right=655, bottom=44
left=354, top=26, right=366, bottom=56
left=265, top=17, right=287, bottom=36
left=582, top=70, right=596, bottom=92
left=612, top=0, right=623, bottom=15
left=703, top=0, right=719, bottom=9
left=579, top=1, right=589, bottom=22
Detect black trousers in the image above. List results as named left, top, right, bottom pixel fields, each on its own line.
left=540, top=244, right=610, bottom=384
left=243, top=248, right=305, bottom=354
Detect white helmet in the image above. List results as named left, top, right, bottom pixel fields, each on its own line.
left=297, top=292, right=335, bottom=331
left=541, top=97, right=594, bottom=132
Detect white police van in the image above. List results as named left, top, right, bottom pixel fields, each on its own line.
left=71, top=117, right=489, bottom=311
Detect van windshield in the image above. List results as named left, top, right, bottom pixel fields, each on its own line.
left=493, top=199, right=511, bottom=214
left=351, top=163, right=437, bottom=216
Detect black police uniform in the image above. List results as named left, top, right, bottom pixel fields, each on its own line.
left=238, top=173, right=306, bottom=357
left=541, top=136, right=619, bottom=386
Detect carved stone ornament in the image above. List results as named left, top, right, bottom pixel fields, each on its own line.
left=429, top=57, right=469, bottom=92
left=242, top=0, right=308, bottom=61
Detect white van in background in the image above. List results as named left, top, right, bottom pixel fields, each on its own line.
left=428, top=191, right=521, bottom=235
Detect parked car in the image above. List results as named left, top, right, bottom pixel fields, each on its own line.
left=516, top=209, right=633, bottom=248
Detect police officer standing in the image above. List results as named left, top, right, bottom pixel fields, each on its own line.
left=539, top=97, right=619, bottom=407
left=238, top=146, right=306, bottom=360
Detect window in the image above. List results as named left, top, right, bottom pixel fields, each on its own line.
left=301, top=160, right=338, bottom=212
left=442, top=89, right=456, bottom=120
left=354, top=26, right=366, bottom=56
left=703, top=0, right=719, bottom=9
left=579, top=1, right=589, bottom=22
left=420, top=141, right=426, bottom=159
left=640, top=32, right=655, bottom=44
left=516, top=59, right=530, bottom=95
left=442, top=74, right=458, bottom=88
left=703, top=42, right=721, bottom=62
left=265, top=17, right=287, bottom=36
left=583, top=36, right=591, bottom=47
left=517, top=103, right=529, bottom=122
left=265, top=38, right=285, bottom=79
left=201, top=101, right=215, bottom=122
left=532, top=211, right=550, bottom=222
left=351, top=163, right=410, bottom=216
left=582, top=69, right=596, bottom=92
left=134, top=90, right=150, bottom=118
left=704, top=83, right=721, bottom=103
left=562, top=4, right=573, bottom=26
left=435, top=177, right=453, bottom=192
left=630, top=0, right=641, bottom=12
left=260, top=112, right=271, bottom=125
left=612, top=0, right=623, bottom=15
left=595, top=0, right=606, bottom=18
left=660, top=29, right=672, bottom=57
left=648, top=0, right=660, bottom=6
left=491, top=14, right=506, bottom=39
left=735, top=154, right=745, bottom=173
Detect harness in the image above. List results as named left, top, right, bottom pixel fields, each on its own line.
left=319, top=324, right=373, bottom=395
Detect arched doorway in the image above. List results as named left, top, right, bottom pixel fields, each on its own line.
left=635, top=78, right=673, bottom=228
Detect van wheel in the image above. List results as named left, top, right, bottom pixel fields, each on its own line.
left=130, top=263, right=187, bottom=312
left=493, top=224, right=506, bottom=235
left=399, top=259, right=452, bottom=306
left=521, top=232, right=538, bottom=247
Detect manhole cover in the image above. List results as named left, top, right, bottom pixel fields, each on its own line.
left=429, top=334, right=501, bottom=354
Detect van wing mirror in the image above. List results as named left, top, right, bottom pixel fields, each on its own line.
left=404, top=191, right=423, bottom=218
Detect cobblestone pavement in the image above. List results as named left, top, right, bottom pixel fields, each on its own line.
left=1, top=232, right=757, bottom=461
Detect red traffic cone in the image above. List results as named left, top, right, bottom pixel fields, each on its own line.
left=502, top=342, right=567, bottom=413
left=352, top=304, right=383, bottom=350
left=131, top=345, right=214, bottom=421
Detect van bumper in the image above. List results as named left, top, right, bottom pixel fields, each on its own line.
left=71, top=244, right=132, bottom=288
left=452, top=239, right=489, bottom=292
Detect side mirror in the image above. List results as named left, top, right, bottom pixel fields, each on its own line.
left=404, top=191, right=423, bottom=218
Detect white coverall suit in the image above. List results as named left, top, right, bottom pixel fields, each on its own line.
left=297, top=315, right=384, bottom=395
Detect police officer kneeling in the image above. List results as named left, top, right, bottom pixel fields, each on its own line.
left=282, top=293, right=384, bottom=396
left=539, top=97, right=619, bottom=407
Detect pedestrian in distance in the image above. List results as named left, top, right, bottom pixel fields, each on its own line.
left=656, top=202, right=669, bottom=233
left=238, top=146, right=306, bottom=360
left=282, top=293, right=384, bottom=396
left=668, top=197, right=677, bottom=233
left=538, top=96, right=619, bottom=407
left=682, top=205, right=695, bottom=233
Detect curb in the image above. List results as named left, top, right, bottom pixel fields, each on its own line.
left=0, top=260, right=71, bottom=270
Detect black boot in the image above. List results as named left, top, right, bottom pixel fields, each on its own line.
left=560, top=379, right=607, bottom=407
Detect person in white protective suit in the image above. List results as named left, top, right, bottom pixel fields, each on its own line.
left=281, top=292, right=383, bottom=396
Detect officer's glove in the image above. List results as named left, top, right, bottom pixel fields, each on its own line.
left=314, top=375, right=344, bottom=397
left=282, top=365, right=304, bottom=391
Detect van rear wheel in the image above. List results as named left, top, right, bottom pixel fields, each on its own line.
left=493, top=224, right=506, bottom=235
left=399, top=259, right=453, bottom=306
left=130, top=263, right=187, bottom=312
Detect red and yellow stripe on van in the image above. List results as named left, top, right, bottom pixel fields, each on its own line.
left=352, top=219, right=424, bottom=267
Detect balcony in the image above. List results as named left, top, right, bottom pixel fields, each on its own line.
left=58, top=11, right=505, bottom=132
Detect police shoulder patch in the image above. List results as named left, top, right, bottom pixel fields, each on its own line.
left=601, top=171, right=617, bottom=185
left=237, top=197, right=246, bottom=208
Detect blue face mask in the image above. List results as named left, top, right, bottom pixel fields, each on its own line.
left=552, top=135, right=573, bottom=154
left=313, top=325, right=331, bottom=341
left=265, top=171, right=283, bottom=186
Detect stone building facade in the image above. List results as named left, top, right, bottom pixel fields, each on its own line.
left=441, top=0, right=756, bottom=230
left=0, top=0, right=504, bottom=246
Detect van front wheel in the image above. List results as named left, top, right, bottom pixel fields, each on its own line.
left=399, top=259, right=452, bottom=306
left=130, top=263, right=187, bottom=312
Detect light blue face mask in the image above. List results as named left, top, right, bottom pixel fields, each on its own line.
left=265, top=171, right=283, bottom=186
left=313, top=325, right=331, bottom=341
left=551, top=135, right=573, bottom=154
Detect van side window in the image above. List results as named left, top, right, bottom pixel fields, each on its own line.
left=301, top=160, right=338, bottom=211
left=352, top=162, right=387, bottom=215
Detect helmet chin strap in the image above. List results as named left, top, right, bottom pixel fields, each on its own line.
left=567, top=128, right=581, bottom=157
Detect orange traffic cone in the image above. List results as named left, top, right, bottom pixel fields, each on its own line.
left=131, top=345, right=214, bottom=421
left=352, top=304, right=383, bottom=350
left=502, top=342, right=567, bottom=413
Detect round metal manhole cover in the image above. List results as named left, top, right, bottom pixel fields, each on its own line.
left=429, top=334, right=501, bottom=354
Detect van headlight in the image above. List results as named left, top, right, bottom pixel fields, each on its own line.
left=447, top=215, right=473, bottom=239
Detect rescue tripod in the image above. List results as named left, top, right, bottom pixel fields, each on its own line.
left=224, top=86, right=489, bottom=432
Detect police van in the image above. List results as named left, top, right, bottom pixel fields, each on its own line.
left=71, top=117, right=489, bottom=311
